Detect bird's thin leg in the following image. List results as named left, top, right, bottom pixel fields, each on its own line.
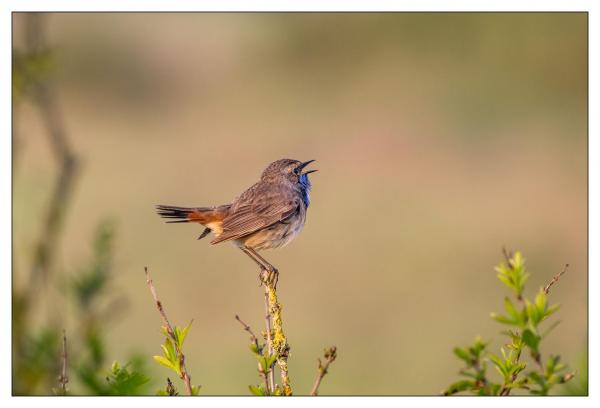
left=240, top=246, right=267, bottom=269
left=239, top=247, right=271, bottom=286
left=246, top=247, right=279, bottom=288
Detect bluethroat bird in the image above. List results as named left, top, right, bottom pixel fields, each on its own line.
left=156, top=159, right=317, bottom=285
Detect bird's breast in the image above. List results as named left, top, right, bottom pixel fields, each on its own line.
left=240, top=208, right=306, bottom=251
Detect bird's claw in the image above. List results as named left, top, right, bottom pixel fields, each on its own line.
left=259, top=267, right=279, bottom=288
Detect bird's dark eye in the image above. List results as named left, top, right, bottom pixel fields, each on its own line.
left=293, top=167, right=300, bottom=175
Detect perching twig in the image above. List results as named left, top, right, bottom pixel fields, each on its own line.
left=262, top=290, right=276, bottom=392
left=263, top=273, right=292, bottom=395
left=236, top=315, right=270, bottom=394
left=310, top=346, right=337, bottom=396
left=57, top=329, right=68, bottom=395
left=544, top=264, right=569, bottom=295
left=145, top=267, right=194, bottom=396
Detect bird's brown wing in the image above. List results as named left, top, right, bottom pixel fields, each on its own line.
left=211, top=183, right=300, bottom=245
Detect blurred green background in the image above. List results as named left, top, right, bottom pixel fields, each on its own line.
left=12, top=13, right=587, bottom=395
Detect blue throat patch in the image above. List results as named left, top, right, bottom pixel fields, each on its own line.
left=299, top=173, right=311, bottom=207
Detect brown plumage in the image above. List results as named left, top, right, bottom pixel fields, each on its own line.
left=156, top=159, right=316, bottom=256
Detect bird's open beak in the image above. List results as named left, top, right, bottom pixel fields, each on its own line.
left=297, top=160, right=317, bottom=174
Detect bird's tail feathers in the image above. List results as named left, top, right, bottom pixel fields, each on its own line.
left=155, top=205, right=205, bottom=223
left=156, top=205, right=230, bottom=239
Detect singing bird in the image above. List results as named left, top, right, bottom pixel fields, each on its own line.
left=156, top=159, right=317, bottom=279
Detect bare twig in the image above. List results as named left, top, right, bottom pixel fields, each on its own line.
left=235, top=315, right=270, bottom=394
left=57, top=329, right=68, bottom=395
left=145, top=267, right=194, bottom=396
left=544, top=264, right=569, bottom=295
left=502, top=246, right=513, bottom=267
left=310, top=346, right=337, bottom=396
left=235, top=314, right=259, bottom=350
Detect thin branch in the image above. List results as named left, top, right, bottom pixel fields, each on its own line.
left=263, top=289, right=276, bottom=392
left=235, top=314, right=259, bottom=350
left=544, top=264, right=569, bottom=295
left=57, top=329, right=68, bottom=395
left=310, top=346, right=337, bottom=396
left=145, top=267, right=194, bottom=396
left=24, top=13, right=79, bottom=298
left=502, top=246, right=513, bottom=267
left=263, top=273, right=292, bottom=395
left=235, top=315, right=270, bottom=394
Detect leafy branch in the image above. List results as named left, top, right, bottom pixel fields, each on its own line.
left=145, top=267, right=199, bottom=396
left=444, top=250, right=575, bottom=396
left=237, top=269, right=339, bottom=396
left=235, top=314, right=278, bottom=396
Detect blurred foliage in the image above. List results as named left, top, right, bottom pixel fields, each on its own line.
left=444, top=251, right=579, bottom=396
left=561, top=352, right=588, bottom=396
left=13, top=220, right=153, bottom=395
left=12, top=48, right=54, bottom=103
left=12, top=326, right=61, bottom=395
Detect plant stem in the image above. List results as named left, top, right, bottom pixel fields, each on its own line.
left=264, top=279, right=292, bottom=395
left=145, top=267, right=194, bottom=395
left=235, top=315, right=270, bottom=394
left=262, top=290, right=276, bottom=393
left=58, top=329, right=68, bottom=394
left=310, top=347, right=337, bottom=396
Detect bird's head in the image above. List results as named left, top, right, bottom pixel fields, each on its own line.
left=261, top=159, right=317, bottom=187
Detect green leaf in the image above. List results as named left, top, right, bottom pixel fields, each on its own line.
left=191, top=385, right=201, bottom=395
left=471, top=337, right=487, bottom=357
left=545, top=355, right=560, bottom=375
left=162, top=339, right=177, bottom=362
left=496, top=266, right=513, bottom=290
left=489, top=352, right=510, bottom=380
left=178, top=320, right=193, bottom=347
left=249, top=343, right=261, bottom=355
left=106, top=361, right=151, bottom=395
left=491, top=313, right=514, bottom=325
left=453, top=347, right=470, bottom=363
left=528, top=298, right=547, bottom=326
left=256, top=355, right=268, bottom=373
left=522, top=329, right=540, bottom=352
left=443, top=380, right=474, bottom=395
left=544, top=303, right=561, bottom=320
left=153, top=355, right=177, bottom=372
left=265, top=353, right=278, bottom=369
left=249, top=384, right=268, bottom=396
left=504, top=297, right=521, bottom=324
left=528, top=371, right=545, bottom=386
left=535, top=289, right=547, bottom=311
